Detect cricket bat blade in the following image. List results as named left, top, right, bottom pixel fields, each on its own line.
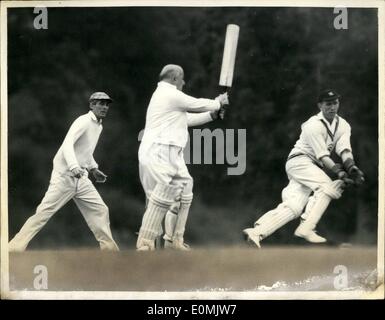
left=219, top=24, right=240, bottom=88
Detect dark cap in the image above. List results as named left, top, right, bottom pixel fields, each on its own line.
left=89, top=92, right=113, bottom=102
left=318, top=89, right=341, bottom=102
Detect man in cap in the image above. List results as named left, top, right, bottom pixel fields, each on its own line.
left=243, top=89, right=365, bottom=248
left=9, top=92, right=119, bottom=251
left=137, top=64, right=229, bottom=251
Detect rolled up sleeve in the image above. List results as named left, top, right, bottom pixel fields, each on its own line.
left=335, top=125, right=352, bottom=156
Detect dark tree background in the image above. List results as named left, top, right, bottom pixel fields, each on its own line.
left=7, top=7, right=378, bottom=249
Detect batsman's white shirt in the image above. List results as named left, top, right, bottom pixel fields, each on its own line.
left=139, top=81, right=219, bottom=196
left=53, top=110, right=101, bottom=175
left=139, top=81, right=219, bottom=155
left=288, top=112, right=352, bottom=167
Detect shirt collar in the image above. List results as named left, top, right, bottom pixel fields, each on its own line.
left=317, top=111, right=338, bottom=128
left=157, top=81, right=177, bottom=90
left=88, top=110, right=102, bottom=124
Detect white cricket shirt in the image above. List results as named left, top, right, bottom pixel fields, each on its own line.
left=53, top=111, right=102, bottom=174
left=139, top=81, right=220, bottom=154
left=288, top=112, right=352, bottom=166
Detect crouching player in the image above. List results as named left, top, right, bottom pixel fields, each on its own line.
left=243, top=89, right=364, bottom=248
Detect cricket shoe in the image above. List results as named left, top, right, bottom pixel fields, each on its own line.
left=164, top=239, right=191, bottom=251
left=8, top=246, right=24, bottom=253
left=243, top=228, right=262, bottom=248
left=136, top=239, right=155, bottom=251
left=154, top=235, right=163, bottom=250
left=8, top=241, right=25, bottom=252
left=294, top=225, right=327, bottom=243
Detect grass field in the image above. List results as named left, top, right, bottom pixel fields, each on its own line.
left=7, top=245, right=380, bottom=295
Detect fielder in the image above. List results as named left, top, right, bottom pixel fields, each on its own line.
left=9, top=92, right=119, bottom=252
left=243, top=89, right=364, bottom=248
left=137, top=64, right=229, bottom=251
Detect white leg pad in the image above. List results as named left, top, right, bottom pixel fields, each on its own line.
left=280, top=180, right=312, bottom=218
left=299, top=180, right=345, bottom=232
left=137, top=184, right=181, bottom=249
left=254, top=204, right=297, bottom=240
left=172, top=194, right=193, bottom=242
left=322, top=180, right=344, bottom=200
left=299, top=191, right=332, bottom=231
left=164, top=209, right=178, bottom=241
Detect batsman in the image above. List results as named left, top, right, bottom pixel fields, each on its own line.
left=137, top=64, right=229, bottom=251
left=244, top=89, right=365, bottom=248
left=136, top=25, right=238, bottom=251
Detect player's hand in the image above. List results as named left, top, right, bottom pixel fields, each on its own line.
left=349, top=166, right=365, bottom=185
left=218, top=105, right=228, bottom=120
left=336, top=170, right=354, bottom=186
left=91, top=168, right=108, bottom=183
left=211, top=105, right=228, bottom=121
left=210, top=110, right=219, bottom=120
left=216, top=92, right=229, bottom=106
left=71, top=167, right=86, bottom=179
left=336, top=170, right=348, bottom=180
left=331, top=164, right=353, bottom=186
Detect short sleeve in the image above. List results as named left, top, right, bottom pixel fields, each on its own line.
left=335, top=122, right=352, bottom=156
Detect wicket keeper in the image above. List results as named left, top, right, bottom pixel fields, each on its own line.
left=243, top=89, right=365, bottom=248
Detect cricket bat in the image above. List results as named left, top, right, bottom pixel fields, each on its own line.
left=219, top=24, right=240, bottom=89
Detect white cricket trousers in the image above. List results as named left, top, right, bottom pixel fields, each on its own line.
left=137, top=143, right=193, bottom=244
left=252, top=155, right=335, bottom=239
left=139, top=143, right=193, bottom=196
left=9, top=170, right=119, bottom=251
left=283, top=155, right=332, bottom=211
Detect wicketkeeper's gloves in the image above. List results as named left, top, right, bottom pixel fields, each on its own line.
left=343, top=158, right=365, bottom=185
left=331, top=164, right=354, bottom=186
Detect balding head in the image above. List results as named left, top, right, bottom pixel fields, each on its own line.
left=159, top=64, right=183, bottom=80
left=159, top=64, right=185, bottom=91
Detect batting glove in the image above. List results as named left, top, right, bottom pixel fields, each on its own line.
left=216, top=92, right=229, bottom=106
left=218, top=105, right=228, bottom=120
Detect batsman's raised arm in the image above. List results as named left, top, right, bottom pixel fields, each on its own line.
left=175, top=91, right=220, bottom=113
left=186, top=102, right=229, bottom=127
left=175, top=90, right=228, bottom=113
left=186, top=112, right=213, bottom=127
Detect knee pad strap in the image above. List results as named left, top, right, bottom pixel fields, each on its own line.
left=150, top=184, right=182, bottom=208
left=321, top=180, right=344, bottom=200
left=181, top=193, right=193, bottom=205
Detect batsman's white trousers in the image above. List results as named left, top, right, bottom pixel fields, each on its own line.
left=139, top=143, right=193, bottom=198
left=9, top=170, right=119, bottom=251
left=282, top=155, right=332, bottom=215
